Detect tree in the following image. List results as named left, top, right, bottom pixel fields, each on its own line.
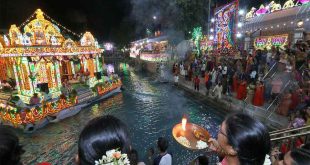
left=176, top=0, right=205, bottom=38
left=131, top=0, right=206, bottom=39
left=192, top=27, right=203, bottom=57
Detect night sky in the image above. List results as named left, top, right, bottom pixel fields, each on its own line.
left=0, top=0, right=286, bottom=44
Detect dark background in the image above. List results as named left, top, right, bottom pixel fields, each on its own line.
left=0, top=0, right=287, bottom=45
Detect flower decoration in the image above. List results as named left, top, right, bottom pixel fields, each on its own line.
left=264, top=154, right=271, bottom=165
left=95, top=149, right=130, bottom=165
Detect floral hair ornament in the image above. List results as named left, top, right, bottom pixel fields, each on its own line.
left=95, top=149, right=130, bottom=165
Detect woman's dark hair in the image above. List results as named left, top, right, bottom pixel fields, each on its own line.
left=225, top=113, right=270, bottom=165
left=290, top=143, right=310, bottom=165
left=197, top=155, right=209, bottom=165
left=157, top=137, right=169, bottom=153
left=78, top=115, right=131, bottom=165
left=0, top=126, right=25, bottom=165
left=128, top=149, right=139, bottom=165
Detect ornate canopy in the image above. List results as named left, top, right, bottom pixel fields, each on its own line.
left=0, top=9, right=102, bottom=57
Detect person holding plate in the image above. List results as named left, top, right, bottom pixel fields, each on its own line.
left=208, top=113, right=270, bottom=165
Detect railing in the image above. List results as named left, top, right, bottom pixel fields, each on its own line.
left=263, top=62, right=278, bottom=80
left=270, top=125, right=310, bottom=137
left=270, top=125, right=310, bottom=150
left=265, top=80, right=291, bottom=120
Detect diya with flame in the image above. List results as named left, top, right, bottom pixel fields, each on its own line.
left=172, top=116, right=211, bottom=150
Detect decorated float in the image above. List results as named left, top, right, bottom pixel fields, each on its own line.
left=0, top=9, right=122, bottom=132
left=240, top=0, right=310, bottom=51
left=130, top=36, right=171, bottom=62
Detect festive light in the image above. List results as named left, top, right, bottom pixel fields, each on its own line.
left=254, top=34, right=288, bottom=50
left=140, top=53, right=169, bottom=62
left=239, top=9, right=245, bottom=15
left=297, top=20, right=304, bottom=27
left=236, top=33, right=242, bottom=38
left=211, top=18, right=215, bottom=23
left=192, top=27, right=203, bottom=56
left=214, top=1, right=237, bottom=49
left=0, top=80, right=122, bottom=126
left=104, top=43, right=114, bottom=51
left=246, top=0, right=310, bottom=20
left=237, top=22, right=243, bottom=28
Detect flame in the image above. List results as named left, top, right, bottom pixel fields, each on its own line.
left=182, top=117, right=187, bottom=131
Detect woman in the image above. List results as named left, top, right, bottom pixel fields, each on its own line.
left=232, top=73, right=238, bottom=93
left=208, top=113, right=270, bottom=165
left=236, top=80, right=247, bottom=100
left=77, top=115, right=131, bottom=165
left=272, top=143, right=310, bottom=165
left=253, top=81, right=264, bottom=106
left=277, top=92, right=292, bottom=116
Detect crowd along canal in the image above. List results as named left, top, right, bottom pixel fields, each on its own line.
left=18, top=65, right=224, bottom=164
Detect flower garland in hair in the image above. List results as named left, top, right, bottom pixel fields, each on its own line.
left=95, top=149, right=130, bottom=165
left=263, top=155, right=271, bottom=165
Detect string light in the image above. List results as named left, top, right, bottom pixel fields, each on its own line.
left=43, top=13, right=82, bottom=38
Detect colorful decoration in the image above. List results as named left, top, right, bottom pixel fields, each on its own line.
left=269, top=1, right=282, bottom=13
left=246, top=0, right=309, bottom=20
left=298, top=0, right=310, bottom=4
left=283, top=0, right=295, bottom=9
left=80, top=32, right=95, bottom=46
left=254, top=35, right=288, bottom=50
left=192, top=27, right=203, bottom=57
left=214, top=1, right=238, bottom=50
left=0, top=8, right=102, bottom=99
left=96, top=80, right=122, bottom=96
left=246, top=7, right=257, bottom=20
left=256, top=5, right=268, bottom=15
left=104, top=43, right=114, bottom=51
left=0, top=79, right=122, bottom=126
left=140, top=53, right=169, bottom=62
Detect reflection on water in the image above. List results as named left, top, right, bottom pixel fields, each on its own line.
left=18, top=69, right=222, bottom=165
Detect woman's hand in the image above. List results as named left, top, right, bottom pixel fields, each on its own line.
left=208, top=138, right=219, bottom=152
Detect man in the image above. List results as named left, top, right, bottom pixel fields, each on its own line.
left=154, top=137, right=172, bottom=165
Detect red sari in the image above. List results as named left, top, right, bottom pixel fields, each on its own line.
left=237, top=81, right=247, bottom=100
left=232, top=75, right=238, bottom=92
left=289, top=91, right=299, bottom=111
left=253, top=85, right=264, bottom=106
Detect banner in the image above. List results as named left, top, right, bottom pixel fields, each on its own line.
left=214, top=1, right=238, bottom=50
left=254, top=34, right=288, bottom=50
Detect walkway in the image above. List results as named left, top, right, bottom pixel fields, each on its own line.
left=177, top=76, right=289, bottom=129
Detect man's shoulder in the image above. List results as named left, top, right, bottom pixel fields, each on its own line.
left=162, top=153, right=172, bottom=159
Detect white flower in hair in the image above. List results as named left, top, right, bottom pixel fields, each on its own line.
left=263, top=154, right=271, bottom=165
left=95, top=149, right=130, bottom=165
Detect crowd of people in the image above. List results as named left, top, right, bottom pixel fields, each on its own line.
left=173, top=41, right=310, bottom=120
left=1, top=113, right=310, bottom=165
